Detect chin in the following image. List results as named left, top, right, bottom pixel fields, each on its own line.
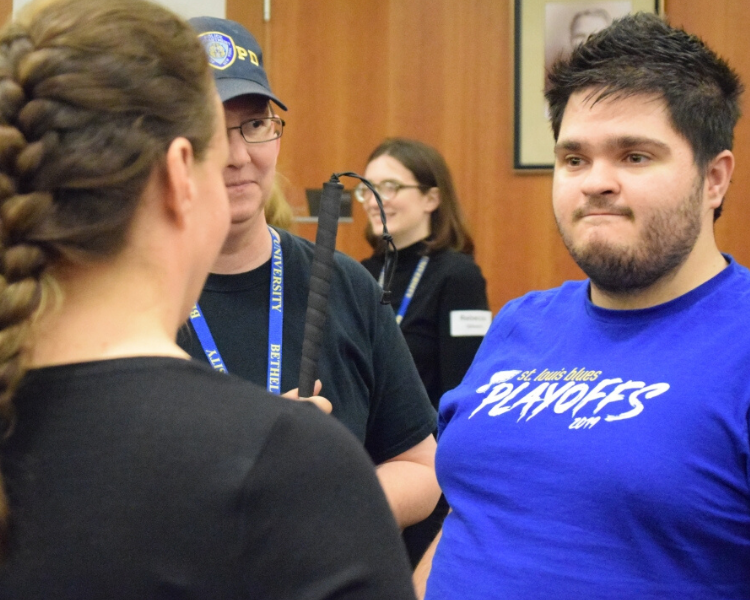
left=231, top=193, right=264, bottom=215
left=231, top=205, right=265, bottom=226
left=570, top=224, right=634, bottom=251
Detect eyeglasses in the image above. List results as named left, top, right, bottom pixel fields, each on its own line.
left=228, top=117, right=285, bottom=144
left=354, top=180, right=427, bottom=203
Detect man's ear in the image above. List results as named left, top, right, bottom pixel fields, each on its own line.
left=705, top=149, right=734, bottom=211
left=163, top=137, right=196, bottom=226
left=425, top=187, right=441, bottom=213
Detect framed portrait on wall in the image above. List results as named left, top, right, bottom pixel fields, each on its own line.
left=513, top=0, right=663, bottom=170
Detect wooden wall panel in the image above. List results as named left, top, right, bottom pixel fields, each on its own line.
left=252, top=0, right=392, bottom=260
left=0, top=0, right=11, bottom=25
left=666, top=0, right=750, bottom=273
left=225, top=0, right=750, bottom=314
left=226, top=0, right=265, bottom=51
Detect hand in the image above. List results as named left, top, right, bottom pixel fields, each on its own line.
left=282, top=379, right=332, bottom=414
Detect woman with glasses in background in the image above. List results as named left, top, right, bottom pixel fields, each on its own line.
left=358, top=137, right=491, bottom=566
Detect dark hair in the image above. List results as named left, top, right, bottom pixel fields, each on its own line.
left=546, top=12, right=742, bottom=219
left=365, top=138, right=475, bottom=255
left=0, top=0, right=217, bottom=555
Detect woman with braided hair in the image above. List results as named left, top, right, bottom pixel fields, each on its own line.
left=0, top=1, right=416, bottom=598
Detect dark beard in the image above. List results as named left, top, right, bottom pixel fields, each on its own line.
left=560, top=180, right=704, bottom=295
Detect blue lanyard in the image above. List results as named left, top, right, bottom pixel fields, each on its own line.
left=379, top=255, right=429, bottom=326
left=190, top=227, right=284, bottom=394
left=266, top=228, right=283, bottom=394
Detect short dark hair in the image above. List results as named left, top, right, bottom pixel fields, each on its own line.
left=364, top=138, right=475, bottom=256
left=546, top=13, right=742, bottom=218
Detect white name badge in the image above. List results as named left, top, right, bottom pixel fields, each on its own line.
left=450, top=310, right=492, bottom=337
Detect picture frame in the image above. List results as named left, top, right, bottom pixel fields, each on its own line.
left=513, top=0, right=663, bottom=170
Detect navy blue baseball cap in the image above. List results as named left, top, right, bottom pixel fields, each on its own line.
left=189, top=16, right=287, bottom=110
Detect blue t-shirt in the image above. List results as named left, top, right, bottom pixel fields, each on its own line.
left=428, top=257, right=750, bottom=600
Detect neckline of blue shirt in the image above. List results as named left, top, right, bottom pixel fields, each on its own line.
left=583, top=254, right=737, bottom=323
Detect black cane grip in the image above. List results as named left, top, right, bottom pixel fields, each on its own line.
left=298, top=178, right=343, bottom=398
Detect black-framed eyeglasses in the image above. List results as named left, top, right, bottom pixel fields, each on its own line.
left=354, top=179, right=427, bottom=203
left=228, top=117, right=285, bottom=144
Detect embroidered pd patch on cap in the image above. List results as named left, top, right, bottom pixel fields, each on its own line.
left=201, top=31, right=237, bottom=70
left=189, top=16, right=287, bottom=110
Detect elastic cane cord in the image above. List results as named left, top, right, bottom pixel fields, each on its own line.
left=333, top=172, right=396, bottom=304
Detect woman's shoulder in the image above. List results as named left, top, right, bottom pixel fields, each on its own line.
left=434, top=247, right=477, bottom=262
left=430, top=248, right=485, bottom=282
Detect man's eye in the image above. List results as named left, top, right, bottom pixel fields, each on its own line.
left=626, top=153, right=648, bottom=164
left=566, top=156, right=583, bottom=167
left=248, top=120, right=264, bottom=129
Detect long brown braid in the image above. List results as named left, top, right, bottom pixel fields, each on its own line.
left=0, top=0, right=217, bottom=557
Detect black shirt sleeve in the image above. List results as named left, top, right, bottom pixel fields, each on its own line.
left=366, top=298, right=437, bottom=462
left=240, top=403, right=417, bottom=600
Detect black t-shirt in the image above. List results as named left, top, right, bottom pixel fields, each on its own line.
left=0, top=357, right=416, bottom=599
left=362, top=241, right=490, bottom=409
left=178, top=229, right=436, bottom=465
